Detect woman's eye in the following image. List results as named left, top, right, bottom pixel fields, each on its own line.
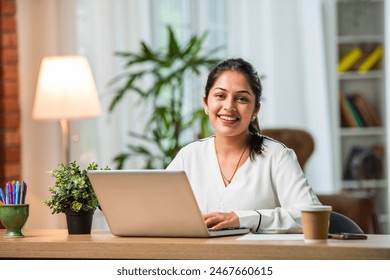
left=236, top=96, right=249, bottom=103
left=215, top=93, right=225, bottom=99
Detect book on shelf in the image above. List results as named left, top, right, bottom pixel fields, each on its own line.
left=346, top=95, right=364, bottom=127
left=339, top=91, right=356, bottom=127
left=358, top=45, right=383, bottom=74
left=348, top=45, right=376, bottom=72
left=349, top=93, right=382, bottom=127
left=338, top=47, right=362, bottom=73
left=339, top=91, right=362, bottom=127
left=337, top=44, right=383, bottom=74
left=339, top=91, right=382, bottom=128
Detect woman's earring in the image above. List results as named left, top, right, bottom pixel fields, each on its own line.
left=205, top=110, right=209, bottom=115
left=252, top=116, right=256, bottom=121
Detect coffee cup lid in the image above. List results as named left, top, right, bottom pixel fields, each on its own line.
left=300, top=205, right=332, bottom=212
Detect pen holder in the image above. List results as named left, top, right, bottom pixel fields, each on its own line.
left=0, top=204, right=29, bottom=238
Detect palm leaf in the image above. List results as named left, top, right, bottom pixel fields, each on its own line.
left=109, top=25, right=223, bottom=168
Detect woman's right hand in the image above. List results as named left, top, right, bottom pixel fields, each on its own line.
left=203, top=211, right=240, bottom=230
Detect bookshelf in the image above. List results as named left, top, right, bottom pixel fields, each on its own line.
left=326, top=0, right=389, bottom=233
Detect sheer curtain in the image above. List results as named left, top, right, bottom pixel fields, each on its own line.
left=226, top=0, right=334, bottom=194
left=74, top=0, right=154, bottom=229
left=73, top=0, right=153, bottom=170
left=297, top=0, right=334, bottom=194
left=19, top=0, right=81, bottom=230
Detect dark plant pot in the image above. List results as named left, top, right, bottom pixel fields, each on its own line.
left=64, top=208, right=95, bottom=234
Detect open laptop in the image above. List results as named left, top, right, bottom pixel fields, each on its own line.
left=87, top=170, right=249, bottom=237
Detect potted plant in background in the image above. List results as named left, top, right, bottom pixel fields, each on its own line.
left=43, top=161, right=109, bottom=234
left=109, top=25, right=222, bottom=169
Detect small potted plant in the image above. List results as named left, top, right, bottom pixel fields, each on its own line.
left=43, top=161, right=109, bottom=234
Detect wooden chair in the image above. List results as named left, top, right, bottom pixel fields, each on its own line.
left=318, top=194, right=380, bottom=234
left=261, top=128, right=315, bottom=169
left=261, top=128, right=381, bottom=234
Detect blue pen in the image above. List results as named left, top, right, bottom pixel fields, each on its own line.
left=12, top=181, right=16, bottom=205
left=10, top=182, right=15, bottom=204
left=15, top=181, right=20, bottom=205
left=0, top=188, right=5, bottom=204
left=11, top=182, right=14, bottom=204
left=21, top=181, right=27, bottom=204
left=5, top=183, right=10, bottom=204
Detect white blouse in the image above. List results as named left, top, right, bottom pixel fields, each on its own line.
left=166, top=136, right=320, bottom=233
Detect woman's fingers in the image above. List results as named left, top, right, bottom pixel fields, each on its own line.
left=203, top=212, right=240, bottom=230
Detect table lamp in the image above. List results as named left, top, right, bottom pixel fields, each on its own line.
left=32, top=55, right=101, bottom=165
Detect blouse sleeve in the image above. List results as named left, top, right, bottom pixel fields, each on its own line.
left=235, top=147, right=321, bottom=233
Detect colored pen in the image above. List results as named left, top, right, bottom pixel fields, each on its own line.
left=11, top=182, right=15, bottom=204
left=11, top=182, right=14, bottom=204
left=0, top=188, right=5, bottom=204
left=12, top=181, right=15, bottom=204
left=21, top=181, right=27, bottom=204
left=5, top=182, right=10, bottom=204
left=15, top=181, right=20, bottom=205
left=19, top=182, right=24, bottom=204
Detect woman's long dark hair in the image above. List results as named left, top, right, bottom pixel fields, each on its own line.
left=204, top=58, right=264, bottom=159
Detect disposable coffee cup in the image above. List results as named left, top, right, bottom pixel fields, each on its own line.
left=301, top=205, right=332, bottom=243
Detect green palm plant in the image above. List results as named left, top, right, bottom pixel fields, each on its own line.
left=109, top=26, right=222, bottom=169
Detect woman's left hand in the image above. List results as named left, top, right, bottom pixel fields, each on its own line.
left=203, top=212, right=240, bottom=230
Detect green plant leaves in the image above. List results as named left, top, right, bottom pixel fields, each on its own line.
left=109, top=25, right=222, bottom=169
left=42, top=161, right=110, bottom=214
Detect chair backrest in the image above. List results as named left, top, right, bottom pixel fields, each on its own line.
left=318, top=194, right=380, bottom=234
left=329, top=211, right=364, bottom=234
left=261, top=128, right=314, bottom=169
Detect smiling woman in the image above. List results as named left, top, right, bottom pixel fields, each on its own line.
left=204, top=70, right=259, bottom=139
left=203, top=59, right=260, bottom=132
left=167, top=58, right=321, bottom=233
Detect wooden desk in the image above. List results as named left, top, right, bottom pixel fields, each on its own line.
left=1, top=229, right=389, bottom=259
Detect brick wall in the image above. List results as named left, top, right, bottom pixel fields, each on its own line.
left=0, top=0, right=20, bottom=186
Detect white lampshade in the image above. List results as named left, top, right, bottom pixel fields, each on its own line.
left=32, top=56, right=101, bottom=120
